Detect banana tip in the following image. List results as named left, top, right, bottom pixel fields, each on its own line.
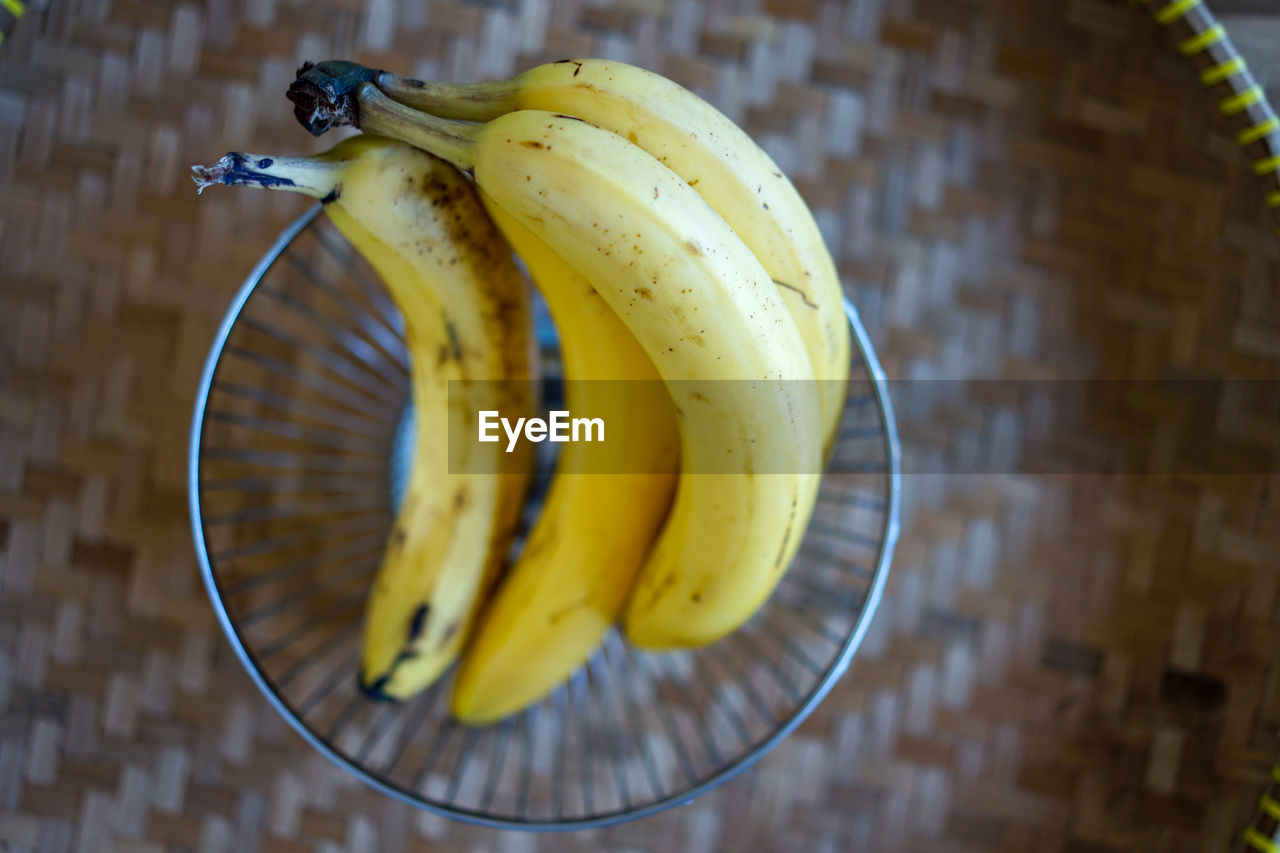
left=189, top=153, right=297, bottom=194
left=190, top=154, right=239, bottom=193
left=356, top=671, right=400, bottom=703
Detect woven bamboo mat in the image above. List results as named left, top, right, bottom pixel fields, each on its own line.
left=2, top=0, right=1280, bottom=850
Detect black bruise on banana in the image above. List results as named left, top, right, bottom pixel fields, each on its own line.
left=553, top=59, right=585, bottom=77
left=358, top=602, right=430, bottom=700
left=407, top=603, right=430, bottom=641
left=358, top=644, right=420, bottom=702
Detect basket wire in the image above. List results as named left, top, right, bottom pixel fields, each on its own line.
left=188, top=204, right=901, bottom=830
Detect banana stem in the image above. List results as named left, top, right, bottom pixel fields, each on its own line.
left=288, top=62, right=481, bottom=172
left=190, top=152, right=341, bottom=200
left=373, top=70, right=517, bottom=122
left=354, top=83, right=480, bottom=172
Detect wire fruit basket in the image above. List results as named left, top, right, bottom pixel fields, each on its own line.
left=188, top=204, right=901, bottom=829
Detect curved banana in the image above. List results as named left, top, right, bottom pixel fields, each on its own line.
left=193, top=136, right=534, bottom=697
left=451, top=198, right=679, bottom=725
left=307, top=87, right=823, bottom=649
left=302, top=58, right=849, bottom=451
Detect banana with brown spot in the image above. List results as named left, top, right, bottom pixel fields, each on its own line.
left=193, top=135, right=534, bottom=697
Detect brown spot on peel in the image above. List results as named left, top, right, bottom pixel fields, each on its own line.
left=772, top=279, right=818, bottom=310
left=407, top=604, right=430, bottom=641
left=444, top=320, right=463, bottom=361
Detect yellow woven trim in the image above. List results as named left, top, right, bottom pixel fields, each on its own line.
left=1179, top=24, right=1224, bottom=55
left=1202, top=57, right=1245, bottom=85
left=1261, top=794, right=1280, bottom=822
left=1245, top=828, right=1280, bottom=853
left=0, top=0, right=23, bottom=18
left=1156, top=0, right=1200, bottom=25
left=1222, top=87, right=1264, bottom=116
left=1254, top=155, right=1280, bottom=176
left=1239, top=117, right=1280, bottom=146
left=1267, top=191, right=1280, bottom=208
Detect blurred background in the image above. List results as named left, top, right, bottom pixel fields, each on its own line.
left=1, top=0, right=1279, bottom=850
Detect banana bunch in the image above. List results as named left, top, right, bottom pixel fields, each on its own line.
left=196, top=57, right=850, bottom=724
left=294, top=59, right=849, bottom=449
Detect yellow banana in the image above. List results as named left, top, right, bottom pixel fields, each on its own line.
left=295, top=85, right=823, bottom=649
left=192, top=136, right=534, bottom=697
left=302, top=58, right=849, bottom=451
left=451, top=197, right=679, bottom=725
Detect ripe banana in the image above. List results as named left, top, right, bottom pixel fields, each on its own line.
left=451, top=198, right=679, bottom=725
left=300, top=58, right=850, bottom=452
left=193, top=136, right=533, bottom=697
left=290, top=83, right=824, bottom=648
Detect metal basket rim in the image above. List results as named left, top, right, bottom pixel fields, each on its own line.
left=187, top=203, right=903, bottom=831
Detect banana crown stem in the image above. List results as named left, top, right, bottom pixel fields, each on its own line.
left=374, top=70, right=517, bottom=122
left=287, top=62, right=481, bottom=172
left=355, top=83, right=480, bottom=172
left=190, top=152, right=341, bottom=201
